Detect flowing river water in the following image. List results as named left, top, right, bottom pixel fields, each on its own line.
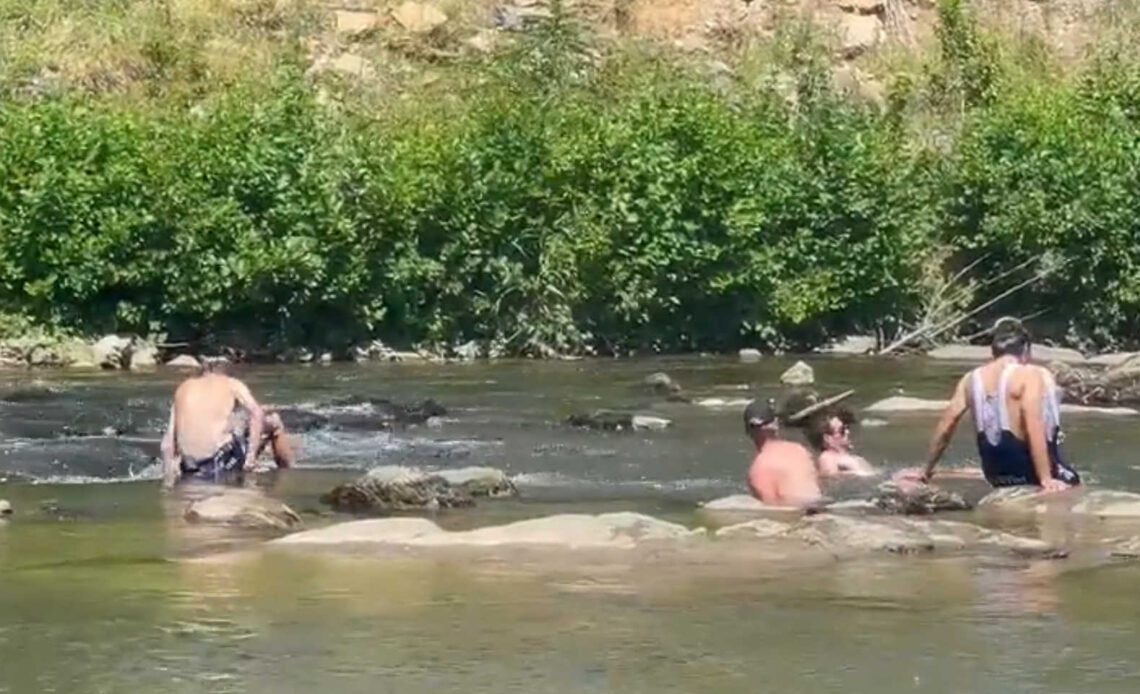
left=3, top=356, right=1140, bottom=693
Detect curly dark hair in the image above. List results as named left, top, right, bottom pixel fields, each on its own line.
left=804, top=406, right=857, bottom=452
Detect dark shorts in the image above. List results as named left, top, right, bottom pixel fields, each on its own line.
left=977, top=431, right=1081, bottom=488
left=179, top=432, right=250, bottom=484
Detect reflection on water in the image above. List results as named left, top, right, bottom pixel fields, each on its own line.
left=3, top=356, right=1140, bottom=692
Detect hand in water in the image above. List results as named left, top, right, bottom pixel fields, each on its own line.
left=1038, top=478, right=1070, bottom=494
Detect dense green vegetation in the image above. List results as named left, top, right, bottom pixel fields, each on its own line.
left=0, top=0, right=1138, bottom=357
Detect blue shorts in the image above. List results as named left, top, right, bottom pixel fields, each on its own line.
left=977, top=431, right=1081, bottom=487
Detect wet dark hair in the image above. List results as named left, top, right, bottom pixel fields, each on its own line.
left=743, top=398, right=778, bottom=434
left=804, top=407, right=856, bottom=452
left=991, top=317, right=1030, bottom=358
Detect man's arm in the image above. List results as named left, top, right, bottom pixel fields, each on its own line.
left=921, top=374, right=970, bottom=481
left=229, top=378, right=265, bottom=471
left=159, top=404, right=179, bottom=490
left=1020, top=368, right=1067, bottom=492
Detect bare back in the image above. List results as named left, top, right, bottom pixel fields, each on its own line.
left=171, top=374, right=249, bottom=460
left=748, top=439, right=823, bottom=506
left=963, top=360, right=1047, bottom=442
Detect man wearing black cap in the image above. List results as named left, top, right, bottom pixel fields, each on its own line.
left=913, top=317, right=1080, bottom=492
left=743, top=398, right=826, bottom=507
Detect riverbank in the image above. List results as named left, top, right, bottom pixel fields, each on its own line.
left=3, top=2, right=1140, bottom=355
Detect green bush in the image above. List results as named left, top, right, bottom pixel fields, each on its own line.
left=0, top=2, right=1139, bottom=355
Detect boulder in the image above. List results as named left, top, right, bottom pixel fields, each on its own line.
left=183, top=490, right=302, bottom=531
left=779, top=360, right=815, bottom=386
left=837, top=14, right=882, bottom=58
left=392, top=1, right=448, bottom=34
left=271, top=512, right=703, bottom=551
left=453, top=340, right=482, bottom=361
left=165, top=355, right=201, bottom=369
left=0, top=499, right=11, bottom=516
left=323, top=466, right=475, bottom=513
left=92, top=335, right=132, bottom=369
left=738, top=348, right=763, bottom=362
left=869, top=481, right=971, bottom=515
left=128, top=342, right=159, bottom=370
left=565, top=411, right=672, bottom=432
left=59, top=340, right=97, bottom=369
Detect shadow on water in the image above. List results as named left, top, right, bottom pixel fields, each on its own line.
left=4, top=356, right=1140, bottom=692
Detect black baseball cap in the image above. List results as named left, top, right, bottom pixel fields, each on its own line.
left=743, top=398, right=778, bottom=431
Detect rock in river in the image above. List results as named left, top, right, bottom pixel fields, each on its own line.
left=565, top=411, right=672, bottom=432
left=321, top=465, right=518, bottom=514
left=271, top=512, right=703, bottom=551
left=184, top=489, right=302, bottom=531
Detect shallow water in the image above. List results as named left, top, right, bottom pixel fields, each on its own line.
left=3, top=356, right=1140, bottom=692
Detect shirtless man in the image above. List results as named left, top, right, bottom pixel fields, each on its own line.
left=159, top=360, right=296, bottom=489
left=806, top=409, right=876, bottom=477
left=911, top=318, right=1080, bottom=493
left=744, top=399, right=827, bottom=508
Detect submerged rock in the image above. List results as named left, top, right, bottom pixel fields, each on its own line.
left=184, top=490, right=302, bottom=531
left=0, top=382, right=66, bottom=403
left=716, top=514, right=1059, bottom=558
left=644, top=372, right=690, bottom=402
left=321, top=465, right=517, bottom=514
left=324, top=396, right=447, bottom=425
left=165, top=355, right=201, bottom=369
left=271, top=512, right=703, bottom=551
left=565, top=411, right=672, bottom=432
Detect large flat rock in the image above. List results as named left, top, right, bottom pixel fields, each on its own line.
left=864, top=396, right=1137, bottom=416
left=979, top=487, right=1140, bottom=518
left=927, top=344, right=1086, bottom=364
left=272, top=512, right=704, bottom=551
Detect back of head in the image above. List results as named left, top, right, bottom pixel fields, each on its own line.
left=743, top=398, right=778, bottom=437
left=990, top=317, right=1030, bottom=359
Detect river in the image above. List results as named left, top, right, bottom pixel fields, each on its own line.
left=2, top=356, right=1140, bottom=692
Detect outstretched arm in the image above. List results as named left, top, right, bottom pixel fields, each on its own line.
left=159, top=404, right=179, bottom=490
left=921, top=374, right=970, bottom=481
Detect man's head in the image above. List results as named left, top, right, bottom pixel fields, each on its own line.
left=744, top=398, right=780, bottom=448
left=806, top=408, right=856, bottom=453
left=991, top=316, right=1031, bottom=361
